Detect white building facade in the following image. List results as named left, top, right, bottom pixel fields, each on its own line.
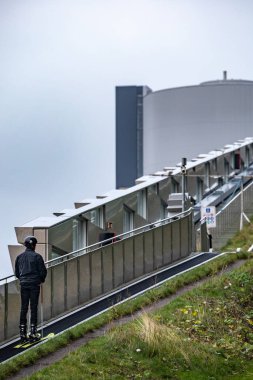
left=116, top=73, right=253, bottom=188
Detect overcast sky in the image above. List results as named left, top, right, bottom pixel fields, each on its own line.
left=1, top=0, right=253, bottom=278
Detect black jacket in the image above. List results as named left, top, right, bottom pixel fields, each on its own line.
left=15, top=248, right=47, bottom=286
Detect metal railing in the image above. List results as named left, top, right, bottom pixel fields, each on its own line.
left=0, top=209, right=193, bottom=344
left=212, top=180, right=253, bottom=249
left=195, top=179, right=253, bottom=251
left=46, top=209, right=192, bottom=267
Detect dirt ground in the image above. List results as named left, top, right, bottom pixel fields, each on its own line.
left=6, top=259, right=245, bottom=380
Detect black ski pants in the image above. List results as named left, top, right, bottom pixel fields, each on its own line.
left=20, top=285, right=40, bottom=326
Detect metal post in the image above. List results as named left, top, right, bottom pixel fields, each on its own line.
left=240, top=178, right=250, bottom=230
left=64, top=262, right=67, bottom=311
left=40, top=285, right=44, bottom=338
left=181, top=158, right=187, bottom=212
left=4, top=283, right=8, bottom=340
left=240, top=179, right=243, bottom=230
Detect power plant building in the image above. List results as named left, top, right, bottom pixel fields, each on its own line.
left=3, top=72, right=253, bottom=350
left=116, top=72, right=253, bottom=188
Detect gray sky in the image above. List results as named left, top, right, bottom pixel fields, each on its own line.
left=1, top=0, right=253, bottom=278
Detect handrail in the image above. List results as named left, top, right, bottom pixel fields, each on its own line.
left=0, top=274, right=15, bottom=284
left=216, top=177, right=253, bottom=217
left=0, top=208, right=193, bottom=283
left=195, top=177, right=253, bottom=226
left=46, top=208, right=192, bottom=267
left=2, top=177, right=252, bottom=283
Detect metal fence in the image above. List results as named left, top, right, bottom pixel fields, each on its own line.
left=0, top=209, right=192, bottom=344
left=212, top=180, right=253, bottom=249
left=195, top=180, right=253, bottom=251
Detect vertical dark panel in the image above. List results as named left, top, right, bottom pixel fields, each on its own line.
left=180, top=216, right=190, bottom=259
left=52, top=265, right=65, bottom=317
left=113, top=243, right=124, bottom=288
left=66, top=259, right=78, bottom=310
left=116, top=86, right=145, bottom=188
left=153, top=227, right=163, bottom=269
left=79, top=254, right=91, bottom=304
left=172, top=221, right=180, bottom=261
left=162, top=223, right=172, bottom=265
left=102, top=245, right=113, bottom=293
left=91, top=251, right=102, bottom=298
left=143, top=230, right=154, bottom=273
left=123, top=238, right=134, bottom=282
left=6, top=281, right=20, bottom=339
left=134, top=233, right=145, bottom=277
left=43, top=268, right=52, bottom=321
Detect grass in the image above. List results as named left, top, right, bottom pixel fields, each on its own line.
left=134, top=312, right=191, bottom=362
left=23, top=257, right=253, bottom=380
left=1, top=218, right=253, bottom=379
left=222, top=217, right=253, bottom=252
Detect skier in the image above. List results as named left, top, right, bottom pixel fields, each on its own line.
left=15, top=236, right=47, bottom=342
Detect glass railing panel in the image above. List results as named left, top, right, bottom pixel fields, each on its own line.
left=153, top=226, right=163, bottom=269
left=133, top=233, right=144, bottom=278
left=143, top=230, right=154, bottom=274
left=171, top=220, right=181, bottom=261
left=112, top=243, right=124, bottom=288
left=6, top=280, right=20, bottom=339
left=123, top=238, right=134, bottom=283
left=78, top=254, right=91, bottom=304
left=180, top=215, right=190, bottom=258
left=41, top=268, right=52, bottom=322
left=51, top=264, right=65, bottom=317
left=162, top=223, right=172, bottom=265
left=0, top=283, right=5, bottom=341
left=101, top=245, right=113, bottom=293
left=90, top=250, right=102, bottom=298
left=66, top=259, right=78, bottom=310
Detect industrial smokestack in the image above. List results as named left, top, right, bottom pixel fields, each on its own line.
left=223, top=70, right=227, bottom=80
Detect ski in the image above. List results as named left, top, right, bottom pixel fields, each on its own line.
left=14, top=333, right=55, bottom=349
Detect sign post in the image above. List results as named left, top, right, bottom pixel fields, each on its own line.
left=201, top=206, right=216, bottom=228
left=201, top=206, right=216, bottom=252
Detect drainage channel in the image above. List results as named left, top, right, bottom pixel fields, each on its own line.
left=0, top=252, right=218, bottom=364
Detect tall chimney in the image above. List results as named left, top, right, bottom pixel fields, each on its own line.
left=223, top=70, right=227, bottom=80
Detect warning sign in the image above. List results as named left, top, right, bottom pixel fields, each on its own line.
left=201, top=206, right=216, bottom=228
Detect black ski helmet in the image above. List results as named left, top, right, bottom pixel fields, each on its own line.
left=24, top=236, right=37, bottom=248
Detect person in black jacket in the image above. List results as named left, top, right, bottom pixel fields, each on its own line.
left=15, top=236, right=47, bottom=342
left=99, top=221, right=116, bottom=246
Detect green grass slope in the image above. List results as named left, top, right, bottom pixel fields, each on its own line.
left=1, top=219, right=253, bottom=379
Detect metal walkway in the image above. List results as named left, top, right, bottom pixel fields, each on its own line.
left=0, top=252, right=218, bottom=364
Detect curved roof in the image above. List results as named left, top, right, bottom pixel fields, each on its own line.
left=200, top=79, right=253, bottom=86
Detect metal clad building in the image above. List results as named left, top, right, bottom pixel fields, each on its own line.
left=116, top=74, right=253, bottom=188
left=116, top=85, right=151, bottom=188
